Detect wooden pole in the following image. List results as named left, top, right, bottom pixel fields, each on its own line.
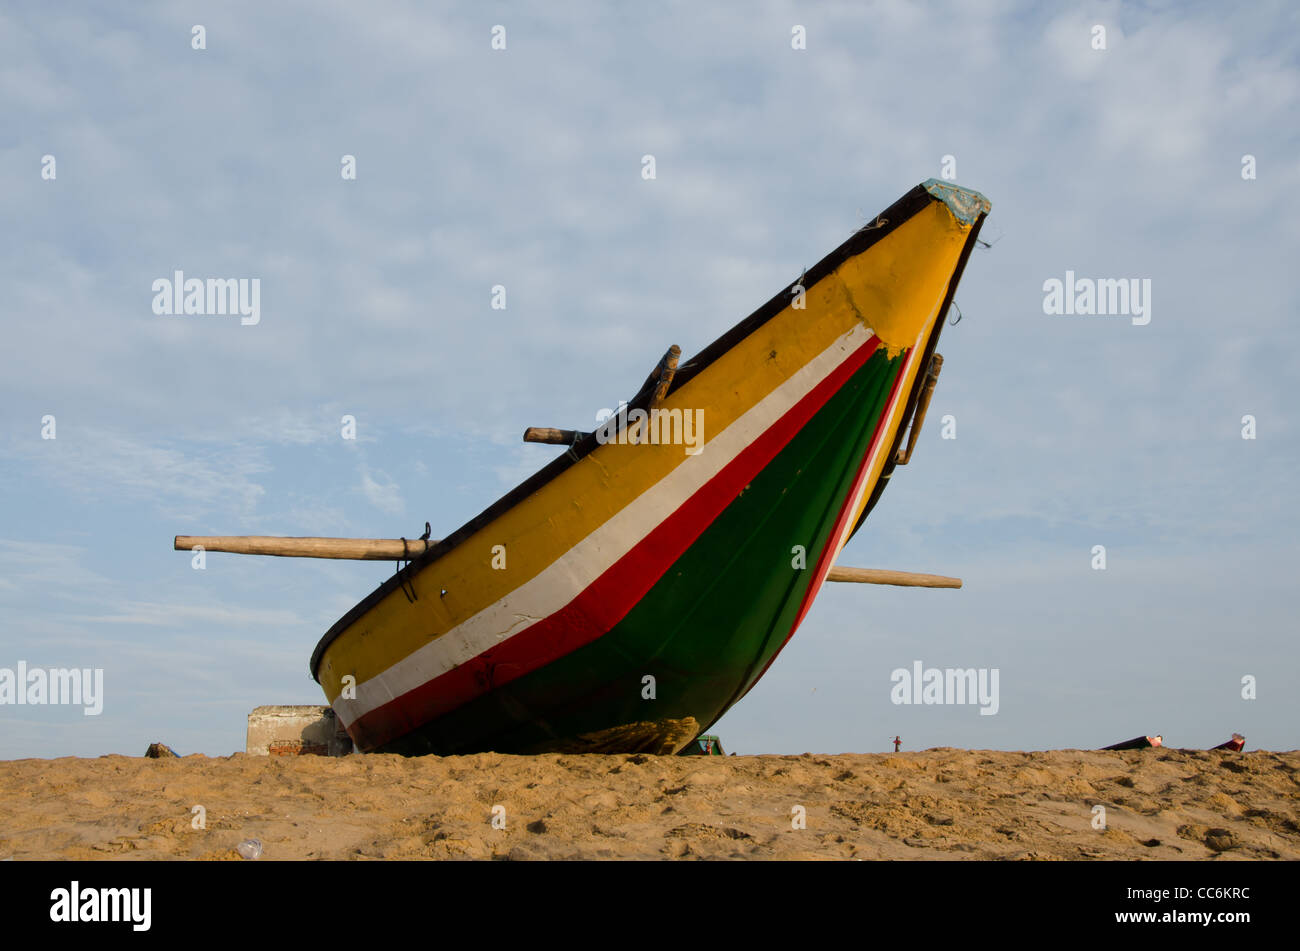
left=895, top=353, right=943, bottom=466
left=639, top=344, right=682, bottom=402
left=825, top=566, right=961, bottom=588
left=173, top=536, right=439, bottom=560
left=526, top=344, right=681, bottom=446
left=651, top=345, right=682, bottom=405
left=172, top=538, right=960, bottom=589
left=523, top=427, right=589, bottom=445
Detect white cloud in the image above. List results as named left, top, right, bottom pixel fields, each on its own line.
left=360, top=464, right=404, bottom=515
left=2, top=430, right=267, bottom=519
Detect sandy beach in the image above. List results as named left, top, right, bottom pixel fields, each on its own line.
left=1, top=747, right=1295, bottom=860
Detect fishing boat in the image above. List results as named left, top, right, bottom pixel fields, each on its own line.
left=176, top=179, right=990, bottom=755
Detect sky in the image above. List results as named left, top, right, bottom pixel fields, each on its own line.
left=1, top=1, right=1297, bottom=758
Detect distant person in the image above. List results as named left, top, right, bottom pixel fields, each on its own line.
left=893, top=736, right=901, bottom=752
left=1211, top=733, right=1245, bottom=752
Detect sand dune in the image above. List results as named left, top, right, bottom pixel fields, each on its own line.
left=1, top=748, right=1295, bottom=860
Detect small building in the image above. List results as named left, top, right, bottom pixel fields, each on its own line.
left=246, top=705, right=353, bottom=756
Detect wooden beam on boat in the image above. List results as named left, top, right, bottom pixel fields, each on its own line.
left=651, top=344, right=682, bottom=405
left=171, top=534, right=961, bottom=589
left=895, top=353, right=943, bottom=466
left=523, top=427, right=590, bottom=445
left=825, top=566, right=961, bottom=588
left=173, top=536, right=439, bottom=560
left=638, top=344, right=682, bottom=404
left=171, top=531, right=962, bottom=593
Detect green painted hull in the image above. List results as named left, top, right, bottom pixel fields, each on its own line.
left=382, top=347, right=904, bottom=755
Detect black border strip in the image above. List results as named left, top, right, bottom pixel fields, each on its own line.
left=310, top=182, right=943, bottom=679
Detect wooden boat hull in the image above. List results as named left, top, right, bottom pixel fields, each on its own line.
left=311, top=180, right=990, bottom=755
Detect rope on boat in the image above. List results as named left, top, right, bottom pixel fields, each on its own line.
left=855, top=213, right=889, bottom=233
left=564, top=429, right=583, bottom=463
left=395, top=537, right=419, bottom=603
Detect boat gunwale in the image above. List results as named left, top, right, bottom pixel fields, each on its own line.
left=309, top=182, right=970, bottom=681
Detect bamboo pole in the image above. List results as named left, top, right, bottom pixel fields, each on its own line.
left=173, top=536, right=439, bottom=560
left=172, top=536, right=961, bottom=588
left=895, top=353, right=943, bottom=466
left=523, top=427, right=589, bottom=445
left=526, top=344, right=680, bottom=446
left=825, top=566, right=961, bottom=588
left=639, top=344, right=682, bottom=402
left=651, top=344, right=682, bottom=405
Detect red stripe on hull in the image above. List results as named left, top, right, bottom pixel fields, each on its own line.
left=350, top=334, right=884, bottom=749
